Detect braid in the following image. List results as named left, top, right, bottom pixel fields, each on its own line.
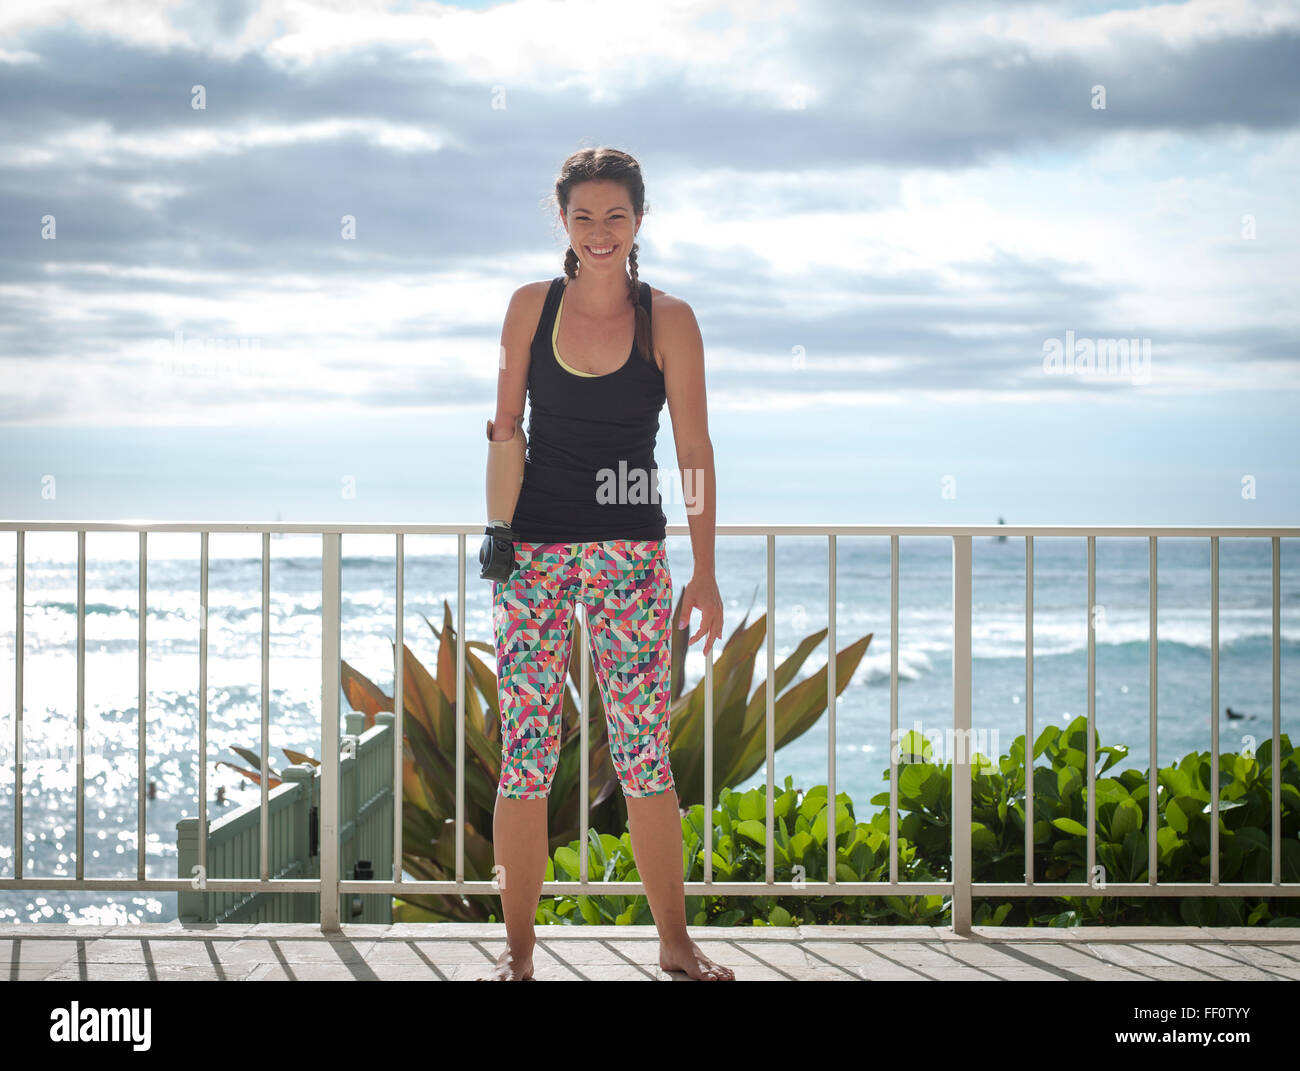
left=564, top=245, right=579, bottom=280
left=626, top=241, right=638, bottom=304
left=627, top=241, right=653, bottom=365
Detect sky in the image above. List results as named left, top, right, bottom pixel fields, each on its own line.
left=1, top=0, right=1298, bottom=529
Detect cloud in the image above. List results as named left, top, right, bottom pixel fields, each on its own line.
left=0, top=0, right=1296, bottom=427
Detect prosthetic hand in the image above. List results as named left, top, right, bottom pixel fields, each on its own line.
left=479, top=416, right=526, bottom=581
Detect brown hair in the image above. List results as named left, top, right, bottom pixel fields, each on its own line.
left=549, top=147, right=653, bottom=365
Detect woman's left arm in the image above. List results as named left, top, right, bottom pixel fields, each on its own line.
left=660, top=294, right=722, bottom=655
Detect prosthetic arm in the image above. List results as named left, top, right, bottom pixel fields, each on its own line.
left=479, top=416, right=526, bottom=581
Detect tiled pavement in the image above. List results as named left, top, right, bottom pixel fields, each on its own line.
left=4, top=924, right=1299, bottom=981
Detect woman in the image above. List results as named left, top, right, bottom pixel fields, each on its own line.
left=481, top=148, right=733, bottom=981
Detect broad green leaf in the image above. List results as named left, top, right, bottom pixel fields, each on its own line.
left=1111, top=797, right=1143, bottom=840
left=554, top=846, right=580, bottom=880
left=768, top=905, right=795, bottom=927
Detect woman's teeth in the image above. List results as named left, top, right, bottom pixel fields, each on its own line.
left=586, top=245, right=615, bottom=258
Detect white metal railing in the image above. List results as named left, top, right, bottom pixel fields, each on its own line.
left=1, top=522, right=1296, bottom=934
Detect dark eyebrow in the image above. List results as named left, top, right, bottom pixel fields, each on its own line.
left=572, top=206, right=629, bottom=214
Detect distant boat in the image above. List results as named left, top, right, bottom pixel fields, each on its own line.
left=1226, top=706, right=1245, bottom=720
left=995, top=516, right=1007, bottom=543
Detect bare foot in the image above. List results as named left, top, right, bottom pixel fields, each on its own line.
left=659, top=939, right=735, bottom=980
left=475, top=943, right=535, bottom=980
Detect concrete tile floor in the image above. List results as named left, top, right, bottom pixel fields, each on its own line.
left=3, top=923, right=1298, bottom=981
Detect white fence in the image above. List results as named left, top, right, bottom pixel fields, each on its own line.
left=1, top=522, right=1296, bottom=933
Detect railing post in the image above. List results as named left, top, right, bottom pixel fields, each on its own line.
left=280, top=763, right=315, bottom=921
left=175, top=817, right=204, bottom=923
left=341, top=712, right=361, bottom=909
left=375, top=710, right=396, bottom=894
left=320, top=532, right=342, bottom=932
left=951, top=535, right=972, bottom=934
left=280, top=765, right=315, bottom=858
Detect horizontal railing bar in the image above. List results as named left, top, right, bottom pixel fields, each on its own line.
left=0, top=879, right=325, bottom=892
left=972, top=883, right=1299, bottom=896
left=328, top=881, right=1298, bottom=897
left=3, top=522, right=1298, bottom=537
left=1, top=877, right=1294, bottom=896
left=338, top=881, right=959, bottom=895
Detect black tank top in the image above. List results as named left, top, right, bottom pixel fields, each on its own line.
left=508, top=275, right=668, bottom=544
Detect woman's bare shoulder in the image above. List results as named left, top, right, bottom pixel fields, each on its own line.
left=513, top=278, right=556, bottom=304
left=649, top=285, right=692, bottom=312
left=648, top=287, right=697, bottom=334
left=503, top=279, right=556, bottom=323
left=500, top=279, right=556, bottom=358
left=647, top=287, right=700, bottom=374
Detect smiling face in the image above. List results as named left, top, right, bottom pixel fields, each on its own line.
left=561, top=179, right=641, bottom=271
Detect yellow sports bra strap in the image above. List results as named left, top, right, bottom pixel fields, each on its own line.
left=552, top=289, right=597, bottom=377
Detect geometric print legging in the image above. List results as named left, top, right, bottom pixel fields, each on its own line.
left=492, top=539, right=676, bottom=799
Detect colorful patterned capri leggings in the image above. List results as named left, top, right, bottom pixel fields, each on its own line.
left=492, top=539, right=676, bottom=800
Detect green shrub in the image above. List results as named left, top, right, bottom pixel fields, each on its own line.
left=531, top=719, right=1300, bottom=927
